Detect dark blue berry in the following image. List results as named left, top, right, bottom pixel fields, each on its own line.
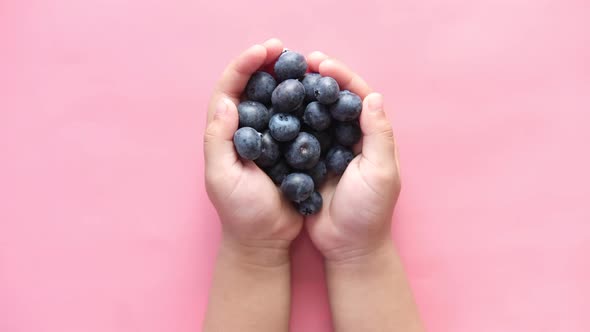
left=296, top=191, right=323, bottom=215
left=280, top=173, right=314, bottom=202
left=269, top=113, right=300, bottom=142
left=255, top=130, right=280, bottom=168
left=268, top=106, right=276, bottom=118
left=333, top=121, right=362, bottom=146
left=301, top=73, right=321, bottom=102
left=314, top=77, right=340, bottom=104
left=329, top=90, right=362, bottom=121
left=308, top=130, right=332, bottom=154
left=284, top=132, right=321, bottom=170
left=265, top=160, right=290, bottom=184
left=245, top=71, right=276, bottom=105
left=325, top=145, right=354, bottom=175
left=306, top=160, right=327, bottom=187
left=303, top=102, right=331, bottom=131
left=274, top=51, right=308, bottom=82
left=233, top=127, right=262, bottom=160
left=271, top=79, right=305, bottom=113
left=292, top=102, right=307, bottom=118
left=238, top=101, right=270, bottom=131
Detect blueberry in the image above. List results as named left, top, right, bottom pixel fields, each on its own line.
left=255, top=130, right=280, bottom=168
left=325, top=145, right=354, bottom=175
left=233, top=127, right=262, bottom=160
left=268, top=106, right=276, bottom=118
left=292, top=102, right=307, bottom=118
left=266, top=160, right=290, bottom=184
left=301, top=73, right=321, bottom=102
left=238, top=101, right=270, bottom=131
left=274, top=51, right=307, bottom=82
left=280, top=173, right=314, bottom=202
left=245, top=71, right=277, bottom=105
left=308, top=130, right=332, bottom=154
left=285, top=132, right=321, bottom=170
left=278, top=140, right=290, bottom=155
left=269, top=113, right=300, bottom=142
left=333, top=121, right=361, bottom=146
left=299, top=123, right=314, bottom=133
left=314, top=77, right=340, bottom=104
left=329, top=90, right=362, bottom=121
left=296, top=191, right=323, bottom=215
left=271, top=79, right=305, bottom=113
left=303, top=102, right=331, bottom=131
left=306, top=160, right=327, bottom=187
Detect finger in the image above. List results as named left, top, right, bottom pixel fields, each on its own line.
left=306, top=51, right=330, bottom=72
left=213, top=44, right=267, bottom=106
left=204, top=97, right=241, bottom=173
left=318, top=59, right=372, bottom=98
left=262, top=38, right=284, bottom=65
left=359, top=93, right=397, bottom=169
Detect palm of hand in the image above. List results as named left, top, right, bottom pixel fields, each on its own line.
left=204, top=39, right=303, bottom=248
left=209, top=162, right=303, bottom=244
left=206, top=43, right=399, bottom=256
left=306, top=156, right=399, bottom=260
left=302, top=51, right=400, bottom=261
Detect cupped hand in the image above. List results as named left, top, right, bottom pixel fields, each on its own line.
left=204, top=39, right=303, bottom=258
left=304, top=52, right=402, bottom=263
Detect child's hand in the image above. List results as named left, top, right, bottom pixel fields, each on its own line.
left=304, top=52, right=401, bottom=263
left=204, top=46, right=421, bottom=332
left=204, top=39, right=303, bottom=266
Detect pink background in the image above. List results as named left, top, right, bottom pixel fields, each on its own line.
left=1, top=0, right=589, bottom=331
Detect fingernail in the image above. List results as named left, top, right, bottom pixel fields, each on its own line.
left=368, top=93, right=383, bottom=112
left=214, top=98, right=229, bottom=119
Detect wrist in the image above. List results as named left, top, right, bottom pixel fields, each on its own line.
left=324, top=238, right=397, bottom=271
left=321, top=232, right=395, bottom=265
left=323, top=239, right=425, bottom=332
left=219, top=234, right=292, bottom=268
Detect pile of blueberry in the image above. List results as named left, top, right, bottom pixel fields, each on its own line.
left=233, top=50, right=362, bottom=215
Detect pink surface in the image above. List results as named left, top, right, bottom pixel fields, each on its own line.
left=1, top=0, right=589, bottom=331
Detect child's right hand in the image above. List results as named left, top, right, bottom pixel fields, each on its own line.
left=304, top=52, right=402, bottom=264
left=204, top=39, right=303, bottom=266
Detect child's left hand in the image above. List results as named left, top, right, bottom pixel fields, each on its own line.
left=302, top=52, right=402, bottom=264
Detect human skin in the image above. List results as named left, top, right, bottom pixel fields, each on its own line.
left=203, top=40, right=423, bottom=332
left=303, top=51, right=424, bottom=332
left=203, top=38, right=302, bottom=332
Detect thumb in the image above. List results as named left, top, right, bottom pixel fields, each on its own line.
left=204, top=97, right=240, bottom=175
left=359, top=93, right=398, bottom=170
